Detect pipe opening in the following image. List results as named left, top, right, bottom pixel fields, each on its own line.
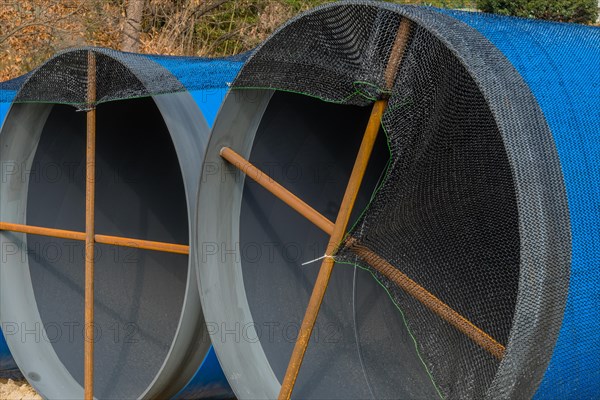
left=2, top=98, right=189, bottom=399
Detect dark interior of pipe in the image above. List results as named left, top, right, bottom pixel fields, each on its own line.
left=26, top=98, right=188, bottom=399
left=240, top=91, right=440, bottom=399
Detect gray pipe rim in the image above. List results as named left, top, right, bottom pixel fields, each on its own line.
left=195, top=89, right=279, bottom=399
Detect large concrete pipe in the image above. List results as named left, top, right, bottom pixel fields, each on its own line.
left=196, top=3, right=599, bottom=399
left=0, top=48, right=243, bottom=399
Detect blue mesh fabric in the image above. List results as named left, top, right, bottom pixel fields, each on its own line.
left=439, top=11, right=600, bottom=398
left=174, top=347, right=232, bottom=400
left=148, top=52, right=249, bottom=92
left=0, top=90, right=12, bottom=120
left=150, top=53, right=249, bottom=128
left=0, top=78, right=23, bottom=104
left=0, top=332, right=18, bottom=374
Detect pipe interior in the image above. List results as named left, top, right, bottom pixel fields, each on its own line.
left=239, top=91, right=439, bottom=399
left=26, top=98, right=188, bottom=399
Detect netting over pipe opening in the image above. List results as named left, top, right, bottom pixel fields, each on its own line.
left=0, top=47, right=248, bottom=110
left=197, top=2, right=599, bottom=399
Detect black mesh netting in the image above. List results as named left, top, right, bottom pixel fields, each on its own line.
left=231, top=2, right=571, bottom=399
left=0, top=47, right=248, bottom=110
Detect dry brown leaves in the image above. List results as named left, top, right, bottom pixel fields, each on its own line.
left=0, top=379, right=41, bottom=400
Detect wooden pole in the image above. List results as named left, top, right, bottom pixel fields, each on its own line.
left=384, top=18, right=413, bottom=89
left=346, top=239, right=505, bottom=359
left=0, top=222, right=88, bottom=241
left=219, top=143, right=505, bottom=361
left=278, top=99, right=387, bottom=399
left=220, top=147, right=335, bottom=235
left=94, top=234, right=189, bottom=255
left=0, top=222, right=190, bottom=255
left=84, top=50, right=96, bottom=400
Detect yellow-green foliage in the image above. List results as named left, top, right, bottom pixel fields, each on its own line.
left=477, top=0, right=598, bottom=23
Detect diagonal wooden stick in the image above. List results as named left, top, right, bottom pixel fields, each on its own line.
left=278, top=97, right=388, bottom=399
left=345, top=238, right=505, bottom=359
left=220, top=147, right=334, bottom=234
left=220, top=147, right=505, bottom=360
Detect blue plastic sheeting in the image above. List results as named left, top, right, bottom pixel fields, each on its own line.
left=442, top=10, right=600, bottom=399
left=0, top=89, right=19, bottom=373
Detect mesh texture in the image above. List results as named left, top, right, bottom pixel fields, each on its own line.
left=230, top=2, right=598, bottom=399
left=0, top=1, right=597, bottom=398
left=441, top=10, right=600, bottom=399
left=0, top=47, right=248, bottom=110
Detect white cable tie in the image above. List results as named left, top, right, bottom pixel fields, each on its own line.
left=301, top=254, right=334, bottom=266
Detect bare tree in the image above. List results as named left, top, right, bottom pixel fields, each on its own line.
left=0, top=0, right=295, bottom=80
left=145, top=0, right=231, bottom=55
left=0, top=1, right=93, bottom=80
left=122, top=0, right=145, bottom=52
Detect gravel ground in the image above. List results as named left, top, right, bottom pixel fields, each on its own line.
left=0, top=379, right=41, bottom=400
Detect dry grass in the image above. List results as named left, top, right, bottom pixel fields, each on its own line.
left=0, top=379, right=41, bottom=400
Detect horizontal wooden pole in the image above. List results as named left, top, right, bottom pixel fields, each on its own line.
left=95, top=234, right=189, bottom=255
left=0, top=222, right=189, bottom=255
left=217, top=151, right=505, bottom=360
left=220, top=147, right=335, bottom=235
left=0, top=221, right=85, bottom=241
